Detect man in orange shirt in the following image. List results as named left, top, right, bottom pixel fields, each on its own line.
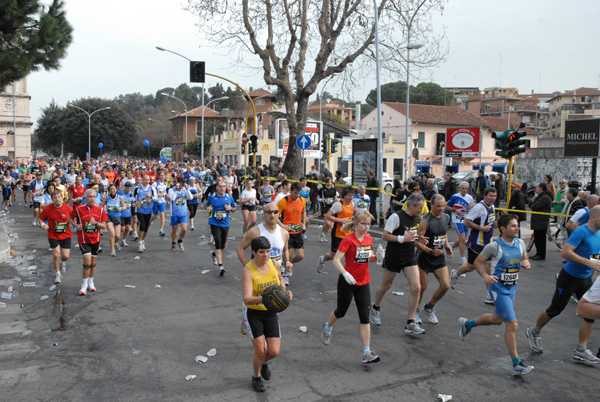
left=316, top=185, right=356, bottom=273
left=277, top=181, right=306, bottom=286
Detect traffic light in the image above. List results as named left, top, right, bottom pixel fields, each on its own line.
left=241, top=143, right=246, bottom=154
left=492, top=128, right=527, bottom=159
left=331, top=138, right=341, bottom=154
left=249, top=135, right=258, bottom=153
left=196, top=142, right=201, bottom=155
left=189, top=61, right=205, bottom=83
left=321, top=134, right=329, bottom=155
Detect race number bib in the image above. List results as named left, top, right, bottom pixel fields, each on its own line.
left=35, top=190, right=44, bottom=197
left=84, top=221, right=98, bottom=233
left=590, top=254, right=600, bottom=262
left=405, top=225, right=419, bottom=237
left=140, top=197, right=151, bottom=207
left=75, top=196, right=83, bottom=203
left=500, top=267, right=519, bottom=286
left=433, top=235, right=447, bottom=249
left=54, top=222, right=68, bottom=233
left=325, top=198, right=334, bottom=205
left=107, top=206, right=118, bottom=213
left=288, top=223, right=301, bottom=232
left=270, top=247, right=282, bottom=262
left=487, top=214, right=495, bottom=226
left=124, top=202, right=131, bottom=209
left=245, top=200, right=255, bottom=206
left=356, top=200, right=367, bottom=209
left=354, top=245, right=372, bottom=263
left=176, top=197, right=186, bottom=206
left=215, top=210, right=227, bottom=220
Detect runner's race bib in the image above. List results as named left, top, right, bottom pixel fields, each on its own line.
left=500, top=267, right=519, bottom=286
left=245, top=200, right=256, bottom=206
left=107, top=206, right=118, bottom=213
left=55, top=222, right=68, bottom=233
left=140, top=197, right=151, bottom=207
left=487, top=214, right=495, bottom=226
left=35, top=190, right=44, bottom=197
left=288, top=223, right=301, bottom=232
left=176, top=197, right=186, bottom=206
left=84, top=221, right=98, bottom=233
left=433, top=235, right=447, bottom=249
left=270, top=247, right=282, bottom=262
left=590, top=254, right=600, bottom=262
left=124, top=202, right=131, bottom=209
left=357, top=200, right=367, bottom=209
left=215, top=210, right=227, bottom=220
left=75, top=197, right=83, bottom=203
left=325, top=198, right=334, bottom=205
left=354, top=245, right=372, bottom=263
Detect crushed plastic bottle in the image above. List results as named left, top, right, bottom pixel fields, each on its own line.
left=8, top=286, right=13, bottom=293
left=154, top=284, right=161, bottom=288
left=124, top=285, right=136, bottom=288
left=13, top=276, right=21, bottom=282
left=201, top=269, right=211, bottom=275
left=195, top=355, right=208, bottom=364
left=185, top=375, right=197, bottom=381
left=0, top=302, right=6, bottom=308
left=26, top=255, right=36, bottom=261
left=1, top=292, right=13, bottom=299
left=207, top=348, right=217, bottom=357
left=299, top=326, right=308, bottom=333
left=376, top=244, right=385, bottom=265
left=27, top=265, right=37, bottom=270
left=40, top=295, right=49, bottom=301
left=49, top=285, right=56, bottom=291
left=21, top=282, right=35, bottom=287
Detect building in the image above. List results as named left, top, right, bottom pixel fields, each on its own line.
left=307, top=100, right=355, bottom=128
left=0, top=78, right=32, bottom=161
left=546, top=87, right=600, bottom=138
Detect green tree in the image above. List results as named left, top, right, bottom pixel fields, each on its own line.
left=365, top=80, right=453, bottom=106
left=0, top=0, right=73, bottom=88
left=365, top=81, right=408, bottom=106
left=33, top=100, right=63, bottom=156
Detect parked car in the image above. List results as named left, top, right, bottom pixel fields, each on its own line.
left=343, top=172, right=394, bottom=193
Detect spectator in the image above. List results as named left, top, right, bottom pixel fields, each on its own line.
left=528, top=182, right=553, bottom=260
left=366, top=170, right=379, bottom=224
left=545, top=174, right=556, bottom=200
left=551, top=179, right=568, bottom=223
left=508, top=183, right=527, bottom=237
left=474, top=169, right=490, bottom=202
left=494, top=174, right=505, bottom=204
left=442, top=171, right=458, bottom=201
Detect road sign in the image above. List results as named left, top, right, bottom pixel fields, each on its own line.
left=0, top=139, right=4, bottom=146
left=241, top=133, right=248, bottom=145
left=296, top=134, right=312, bottom=150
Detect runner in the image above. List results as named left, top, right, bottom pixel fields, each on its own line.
left=258, top=177, right=275, bottom=209
left=168, top=177, right=193, bottom=251
left=240, top=178, right=258, bottom=235
left=135, top=175, right=157, bottom=252
left=151, top=171, right=168, bottom=236
left=352, top=185, right=371, bottom=215
left=277, top=181, right=306, bottom=286
left=445, top=181, right=474, bottom=265
left=187, top=176, right=200, bottom=230
left=206, top=180, right=237, bottom=276
left=575, top=272, right=600, bottom=365
left=299, top=176, right=311, bottom=241
left=242, top=236, right=292, bottom=393
left=131, top=175, right=143, bottom=239
left=450, top=187, right=498, bottom=304
left=39, top=190, right=73, bottom=284
left=1, top=169, right=15, bottom=209
left=318, top=177, right=338, bottom=242
left=370, top=193, right=428, bottom=334
left=320, top=210, right=380, bottom=365
left=117, top=181, right=134, bottom=248
left=21, top=168, right=33, bottom=207
left=525, top=205, right=600, bottom=362
left=415, top=194, right=453, bottom=325
left=316, top=185, right=356, bottom=273
left=273, top=180, right=290, bottom=206
left=103, top=183, right=125, bottom=256
left=68, top=175, right=87, bottom=209
left=458, top=214, right=534, bottom=376
left=28, top=172, right=46, bottom=226
left=68, top=189, right=108, bottom=296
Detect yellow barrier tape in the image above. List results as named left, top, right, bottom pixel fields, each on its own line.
left=495, top=208, right=572, bottom=218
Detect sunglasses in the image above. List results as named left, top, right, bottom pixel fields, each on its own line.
left=263, top=210, right=278, bottom=214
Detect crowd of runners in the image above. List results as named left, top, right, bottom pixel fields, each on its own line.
left=3, top=157, right=600, bottom=392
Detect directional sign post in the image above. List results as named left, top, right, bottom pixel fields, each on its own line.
left=297, top=134, right=312, bottom=174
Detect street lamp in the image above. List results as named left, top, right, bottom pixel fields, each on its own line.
left=160, top=92, right=188, bottom=146
left=148, top=118, right=166, bottom=148
left=373, top=0, right=384, bottom=225
left=201, top=96, right=228, bottom=161
left=68, top=104, right=111, bottom=159
left=507, top=95, right=533, bottom=130
left=404, top=42, right=423, bottom=181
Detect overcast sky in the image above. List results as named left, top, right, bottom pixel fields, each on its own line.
left=28, top=0, right=600, bottom=126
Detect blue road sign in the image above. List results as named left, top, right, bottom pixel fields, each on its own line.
left=296, top=134, right=312, bottom=150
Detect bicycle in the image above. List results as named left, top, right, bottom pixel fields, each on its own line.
left=527, top=223, right=564, bottom=253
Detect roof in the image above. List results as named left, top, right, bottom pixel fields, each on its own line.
left=384, top=102, right=489, bottom=127
left=548, top=87, right=600, bottom=102
left=479, top=116, right=539, bottom=135
left=168, top=106, right=221, bottom=120
left=248, top=88, right=276, bottom=99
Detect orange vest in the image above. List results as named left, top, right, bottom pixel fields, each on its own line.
left=278, top=195, right=305, bottom=234
left=334, top=200, right=354, bottom=238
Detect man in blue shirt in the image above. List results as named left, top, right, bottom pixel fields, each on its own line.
left=526, top=205, right=600, bottom=365
left=206, top=180, right=237, bottom=276
left=458, top=214, right=533, bottom=376
left=168, top=177, right=193, bottom=251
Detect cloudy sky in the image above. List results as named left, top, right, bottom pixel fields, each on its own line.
left=28, top=0, right=600, bottom=125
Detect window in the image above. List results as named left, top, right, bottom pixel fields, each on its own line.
left=418, top=132, right=425, bottom=148
left=256, top=99, right=265, bottom=105
left=435, top=133, right=445, bottom=155
left=383, top=158, right=387, bottom=173
left=393, top=158, right=404, bottom=180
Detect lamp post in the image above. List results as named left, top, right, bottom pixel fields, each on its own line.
left=201, top=96, right=228, bottom=163
left=68, top=104, right=111, bottom=159
left=404, top=42, right=423, bottom=181
left=373, top=0, right=384, bottom=225
left=507, top=95, right=533, bottom=130
left=160, top=92, right=188, bottom=150
left=148, top=118, right=166, bottom=148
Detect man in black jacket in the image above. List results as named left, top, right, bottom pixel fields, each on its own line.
left=442, top=172, right=458, bottom=201
left=508, top=183, right=527, bottom=237
left=529, top=182, right=553, bottom=260
left=366, top=171, right=379, bottom=224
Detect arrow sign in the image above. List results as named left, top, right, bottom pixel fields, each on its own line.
left=296, top=134, right=312, bottom=150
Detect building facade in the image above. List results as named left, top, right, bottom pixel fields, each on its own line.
left=0, top=78, right=32, bottom=161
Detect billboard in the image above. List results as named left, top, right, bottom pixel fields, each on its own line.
left=351, top=139, right=377, bottom=186
left=275, top=118, right=322, bottom=159
left=445, top=127, right=481, bottom=158
left=342, top=137, right=354, bottom=161
left=564, top=119, right=600, bottom=158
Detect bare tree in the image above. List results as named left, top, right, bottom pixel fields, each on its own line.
left=185, top=0, right=447, bottom=177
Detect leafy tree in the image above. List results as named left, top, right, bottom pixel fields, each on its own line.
left=365, top=80, right=453, bottom=106
left=0, top=0, right=73, bottom=88
left=33, top=100, right=63, bottom=156
left=185, top=0, right=447, bottom=177
left=365, top=81, right=408, bottom=106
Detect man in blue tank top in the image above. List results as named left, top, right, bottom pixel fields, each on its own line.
left=458, top=214, right=534, bottom=376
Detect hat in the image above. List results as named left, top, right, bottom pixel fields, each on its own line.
left=511, top=183, right=522, bottom=189
left=311, top=165, right=316, bottom=169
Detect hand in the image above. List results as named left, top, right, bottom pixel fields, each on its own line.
left=76, top=224, right=82, bottom=231
left=432, top=248, right=444, bottom=256
left=483, top=274, right=498, bottom=285
left=42, top=223, right=48, bottom=231
left=482, top=225, right=492, bottom=233
left=285, top=261, right=293, bottom=271
left=287, top=290, right=293, bottom=301
left=342, top=271, right=356, bottom=285
left=445, top=246, right=454, bottom=258
left=404, top=231, right=417, bottom=242
left=89, top=218, right=97, bottom=225
left=225, top=204, right=232, bottom=211
left=588, top=259, right=600, bottom=272
left=521, top=259, right=531, bottom=269
left=340, top=217, right=350, bottom=224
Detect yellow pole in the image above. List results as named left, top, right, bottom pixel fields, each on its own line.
left=506, top=156, right=514, bottom=207
left=327, top=138, right=331, bottom=171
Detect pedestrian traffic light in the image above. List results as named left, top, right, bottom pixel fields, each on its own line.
left=249, top=135, right=258, bottom=153
left=331, top=138, right=341, bottom=154
left=492, top=128, right=527, bottom=159
left=189, top=61, right=205, bottom=83
left=321, top=134, right=329, bottom=155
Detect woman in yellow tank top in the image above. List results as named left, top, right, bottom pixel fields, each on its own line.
left=242, top=236, right=293, bottom=392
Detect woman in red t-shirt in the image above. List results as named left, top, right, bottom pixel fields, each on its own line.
left=319, top=210, right=380, bottom=365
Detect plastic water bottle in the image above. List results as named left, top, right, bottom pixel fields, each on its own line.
left=1, top=292, right=13, bottom=300
left=8, top=286, right=13, bottom=293
left=376, top=244, right=385, bottom=265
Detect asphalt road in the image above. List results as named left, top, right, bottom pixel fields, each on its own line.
left=0, top=202, right=597, bottom=401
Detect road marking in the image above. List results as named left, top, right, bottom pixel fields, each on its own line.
left=0, top=366, right=41, bottom=387
left=0, top=321, right=27, bottom=335
left=0, top=341, right=36, bottom=359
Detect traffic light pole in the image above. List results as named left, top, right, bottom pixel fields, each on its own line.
left=506, top=156, right=514, bottom=206
left=327, top=138, right=331, bottom=171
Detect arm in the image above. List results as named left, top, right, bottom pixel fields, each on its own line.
left=281, top=230, right=292, bottom=272
left=332, top=249, right=356, bottom=285
left=473, top=253, right=497, bottom=285
left=464, top=218, right=491, bottom=233
left=236, top=229, right=256, bottom=266
left=562, top=243, right=600, bottom=272
left=414, top=220, right=432, bottom=253
left=242, top=266, right=263, bottom=306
